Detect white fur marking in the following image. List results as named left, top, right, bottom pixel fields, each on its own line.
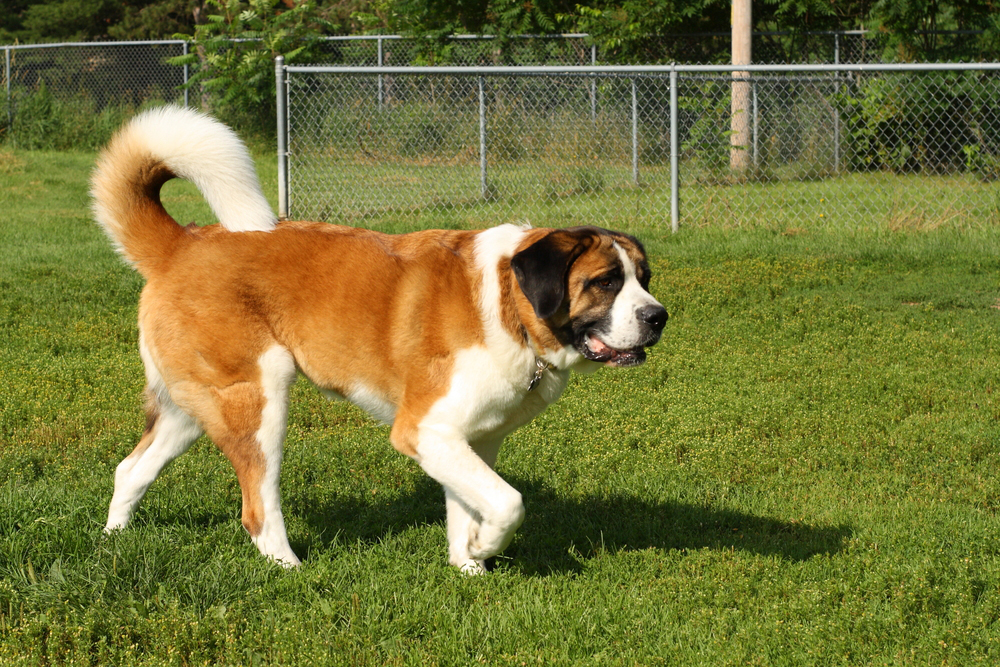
left=104, top=401, right=202, bottom=532
left=417, top=423, right=525, bottom=561
left=251, top=345, right=300, bottom=567
left=95, top=105, right=276, bottom=234
left=602, top=242, right=663, bottom=350
left=346, top=383, right=397, bottom=425
left=318, top=388, right=345, bottom=402
left=473, top=225, right=584, bottom=373
left=104, top=333, right=203, bottom=532
left=426, top=346, right=565, bottom=441
left=415, top=347, right=551, bottom=562
left=473, top=224, right=531, bottom=355
left=444, top=437, right=502, bottom=569
left=319, top=383, right=396, bottom=424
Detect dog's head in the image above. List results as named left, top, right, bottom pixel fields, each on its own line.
left=510, top=226, right=667, bottom=368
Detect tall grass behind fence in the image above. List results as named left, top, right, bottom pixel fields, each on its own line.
left=1, top=41, right=187, bottom=149
left=281, top=64, right=1000, bottom=231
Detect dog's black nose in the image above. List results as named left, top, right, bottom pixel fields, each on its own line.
left=639, top=305, right=668, bottom=332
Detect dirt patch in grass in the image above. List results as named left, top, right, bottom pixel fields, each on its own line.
left=0, top=149, right=24, bottom=173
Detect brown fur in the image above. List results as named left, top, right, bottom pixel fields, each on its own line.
left=132, top=221, right=489, bottom=469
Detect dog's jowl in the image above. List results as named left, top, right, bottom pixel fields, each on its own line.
left=91, top=106, right=667, bottom=574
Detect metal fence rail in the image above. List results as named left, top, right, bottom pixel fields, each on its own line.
left=277, top=62, right=1000, bottom=232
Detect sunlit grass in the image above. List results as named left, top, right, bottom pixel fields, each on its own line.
left=2, top=149, right=1000, bottom=665
left=286, top=153, right=1000, bottom=234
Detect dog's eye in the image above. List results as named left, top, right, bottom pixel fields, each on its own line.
left=592, top=275, right=618, bottom=290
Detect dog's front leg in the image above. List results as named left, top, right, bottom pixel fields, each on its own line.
left=408, top=426, right=524, bottom=573
left=443, top=437, right=504, bottom=574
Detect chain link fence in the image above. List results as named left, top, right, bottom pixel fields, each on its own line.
left=2, top=40, right=188, bottom=147
left=4, top=38, right=999, bottom=233
left=3, top=40, right=188, bottom=105
left=313, top=31, right=991, bottom=67
left=621, top=30, right=993, bottom=66
left=278, top=63, right=1000, bottom=232
left=4, top=30, right=990, bottom=139
left=2, top=40, right=187, bottom=117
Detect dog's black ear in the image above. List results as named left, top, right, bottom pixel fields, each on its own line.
left=510, top=229, right=594, bottom=320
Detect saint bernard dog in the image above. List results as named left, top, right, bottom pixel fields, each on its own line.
left=91, top=105, right=667, bottom=574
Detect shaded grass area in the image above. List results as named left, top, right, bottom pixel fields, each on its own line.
left=2, top=149, right=1000, bottom=664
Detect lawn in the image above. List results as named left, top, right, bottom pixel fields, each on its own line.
left=1, top=147, right=1000, bottom=665
left=286, top=155, right=1000, bottom=231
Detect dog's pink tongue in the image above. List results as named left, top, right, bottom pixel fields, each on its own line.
left=589, top=337, right=612, bottom=354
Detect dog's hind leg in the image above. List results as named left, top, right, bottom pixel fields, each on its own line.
left=106, top=331, right=204, bottom=533
left=200, top=345, right=300, bottom=567
left=105, top=390, right=203, bottom=533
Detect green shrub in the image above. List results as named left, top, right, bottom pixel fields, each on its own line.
left=839, top=71, right=1000, bottom=176
left=3, top=81, right=157, bottom=151
left=963, top=143, right=1000, bottom=182
left=168, top=0, right=331, bottom=139
left=678, top=79, right=737, bottom=184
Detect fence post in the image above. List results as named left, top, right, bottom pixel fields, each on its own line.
left=378, top=37, right=384, bottom=110
left=275, top=55, right=289, bottom=220
left=670, top=66, right=678, bottom=234
left=631, top=78, right=639, bottom=185
left=833, top=35, right=841, bottom=174
left=5, top=47, right=11, bottom=133
left=479, top=76, right=488, bottom=199
left=182, top=41, right=189, bottom=108
left=752, top=81, right=758, bottom=168
left=590, top=43, right=597, bottom=121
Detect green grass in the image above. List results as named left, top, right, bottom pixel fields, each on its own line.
left=2, top=147, right=1000, bottom=665
left=288, top=155, right=1000, bottom=233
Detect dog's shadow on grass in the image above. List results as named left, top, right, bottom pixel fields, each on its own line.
left=294, top=476, right=852, bottom=575
left=503, top=477, right=852, bottom=576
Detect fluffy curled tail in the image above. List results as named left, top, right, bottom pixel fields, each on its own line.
left=90, top=105, right=276, bottom=274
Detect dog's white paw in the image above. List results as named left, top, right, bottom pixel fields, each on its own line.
left=271, top=553, right=302, bottom=569
left=459, top=559, right=488, bottom=576
left=103, top=519, right=128, bottom=535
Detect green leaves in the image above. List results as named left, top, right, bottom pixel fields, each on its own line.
left=168, top=0, right=332, bottom=136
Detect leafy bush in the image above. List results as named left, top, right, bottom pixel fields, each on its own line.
left=168, top=0, right=331, bottom=138
left=963, top=143, right=1000, bottom=182
left=839, top=71, right=1000, bottom=176
left=2, top=80, right=158, bottom=151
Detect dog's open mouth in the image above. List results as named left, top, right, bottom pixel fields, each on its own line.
left=581, top=335, right=647, bottom=367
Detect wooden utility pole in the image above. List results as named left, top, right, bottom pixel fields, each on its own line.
left=731, top=0, right=752, bottom=173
